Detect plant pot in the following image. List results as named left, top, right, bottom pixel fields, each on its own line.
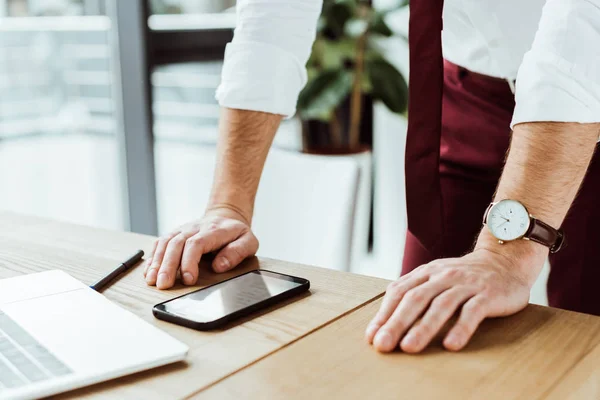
left=342, top=149, right=373, bottom=271
left=300, top=97, right=373, bottom=153
left=298, top=145, right=373, bottom=272
left=303, top=143, right=372, bottom=156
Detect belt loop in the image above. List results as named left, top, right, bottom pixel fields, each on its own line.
left=507, top=79, right=516, bottom=94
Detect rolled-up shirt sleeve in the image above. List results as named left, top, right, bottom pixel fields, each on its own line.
left=511, top=0, right=600, bottom=128
left=215, top=0, right=322, bottom=118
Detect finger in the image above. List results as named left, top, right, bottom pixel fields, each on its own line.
left=179, top=234, right=205, bottom=286
left=213, top=232, right=259, bottom=273
left=373, top=279, right=452, bottom=352
left=400, top=286, right=478, bottom=353
left=365, top=273, right=429, bottom=344
left=144, top=239, right=159, bottom=277
left=156, top=232, right=195, bottom=289
left=444, top=295, right=488, bottom=351
left=180, top=222, right=249, bottom=283
left=146, top=232, right=178, bottom=286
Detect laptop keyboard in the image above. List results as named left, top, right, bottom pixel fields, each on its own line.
left=0, top=311, right=72, bottom=390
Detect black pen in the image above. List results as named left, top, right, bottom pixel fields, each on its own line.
left=90, top=250, right=145, bottom=292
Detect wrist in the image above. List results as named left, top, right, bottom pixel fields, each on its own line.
left=205, top=201, right=253, bottom=226
left=474, top=229, right=548, bottom=286
left=205, top=195, right=253, bottom=224
left=207, top=181, right=256, bottom=225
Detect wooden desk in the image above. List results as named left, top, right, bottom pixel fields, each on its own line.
left=0, top=213, right=388, bottom=399
left=197, top=299, right=600, bottom=400
left=3, top=213, right=600, bottom=399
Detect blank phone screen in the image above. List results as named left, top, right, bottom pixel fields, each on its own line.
left=159, top=271, right=303, bottom=323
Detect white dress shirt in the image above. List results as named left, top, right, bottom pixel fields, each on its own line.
left=216, top=0, right=600, bottom=128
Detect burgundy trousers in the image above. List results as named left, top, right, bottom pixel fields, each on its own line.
left=402, top=60, right=600, bottom=316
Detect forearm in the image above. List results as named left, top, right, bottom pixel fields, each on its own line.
left=207, top=108, right=282, bottom=223
left=208, top=0, right=320, bottom=223
left=475, top=122, right=599, bottom=283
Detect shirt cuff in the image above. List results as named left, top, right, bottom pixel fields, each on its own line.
left=511, top=50, right=600, bottom=128
left=215, top=41, right=307, bottom=119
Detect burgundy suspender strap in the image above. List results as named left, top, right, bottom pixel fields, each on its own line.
left=405, top=0, right=445, bottom=253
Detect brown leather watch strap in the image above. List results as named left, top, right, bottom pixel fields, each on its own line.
left=525, top=219, right=565, bottom=253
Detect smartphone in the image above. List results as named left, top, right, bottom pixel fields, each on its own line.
left=153, top=270, right=310, bottom=330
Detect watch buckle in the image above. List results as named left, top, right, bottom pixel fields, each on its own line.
left=550, top=230, right=566, bottom=253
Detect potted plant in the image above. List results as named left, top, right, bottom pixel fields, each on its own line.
left=297, top=0, right=408, bottom=154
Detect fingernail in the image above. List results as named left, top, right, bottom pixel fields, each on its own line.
left=374, top=330, right=393, bottom=350
left=183, top=272, right=194, bottom=285
left=401, top=332, right=417, bottom=349
left=365, top=324, right=379, bottom=341
left=146, top=269, right=157, bottom=284
left=216, top=258, right=230, bottom=272
left=445, top=333, right=462, bottom=349
left=157, top=272, right=168, bottom=288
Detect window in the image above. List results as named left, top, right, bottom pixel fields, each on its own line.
left=0, top=0, right=124, bottom=229
left=0, top=0, right=298, bottom=235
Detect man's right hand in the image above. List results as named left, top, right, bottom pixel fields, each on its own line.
left=144, top=107, right=281, bottom=289
left=143, top=207, right=259, bottom=290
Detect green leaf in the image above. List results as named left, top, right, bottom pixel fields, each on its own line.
left=306, top=42, right=322, bottom=69
left=297, top=69, right=353, bottom=121
left=318, top=38, right=357, bottom=69
left=364, top=47, right=386, bottom=62
left=369, top=12, right=393, bottom=37
left=307, top=66, right=319, bottom=82
left=316, top=18, right=327, bottom=33
left=334, top=0, right=357, bottom=6
left=367, top=58, right=408, bottom=114
left=322, top=2, right=355, bottom=37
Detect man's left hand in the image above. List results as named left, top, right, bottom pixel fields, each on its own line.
left=365, top=248, right=535, bottom=353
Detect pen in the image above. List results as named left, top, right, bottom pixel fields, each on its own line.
left=90, top=250, right=145, bottom=292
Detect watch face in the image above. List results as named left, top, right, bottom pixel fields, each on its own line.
left=487, top=200, right=531, bottom=241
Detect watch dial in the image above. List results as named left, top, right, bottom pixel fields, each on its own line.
left=487, top=200, right=530, bottom=241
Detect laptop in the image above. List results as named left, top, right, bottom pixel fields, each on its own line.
left=0, top=270, right=188, bottom=400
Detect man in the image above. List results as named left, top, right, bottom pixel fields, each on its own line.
left=143, top=0, right=600, bottom=354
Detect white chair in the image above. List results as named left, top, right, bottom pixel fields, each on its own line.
left=155, top=144, right=361, bottom=271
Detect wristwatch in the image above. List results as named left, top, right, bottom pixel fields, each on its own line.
left=483, top=199, right=565, bottom=253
